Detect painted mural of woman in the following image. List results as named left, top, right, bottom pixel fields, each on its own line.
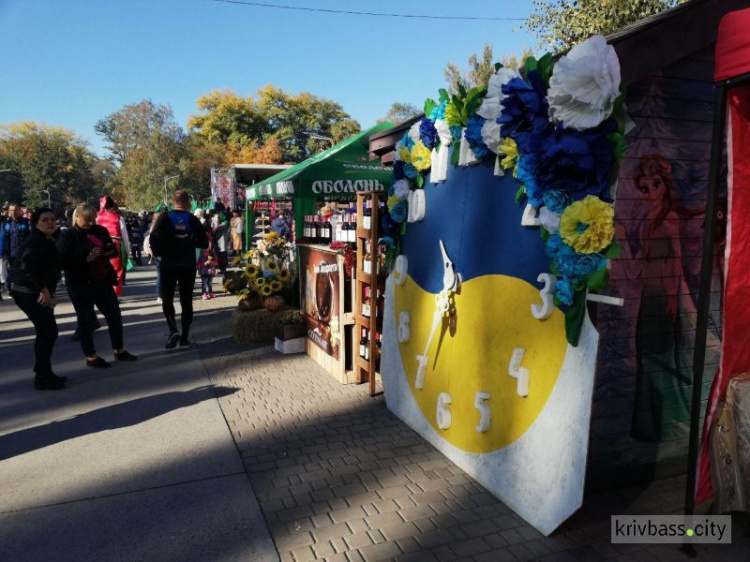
left=617, top=155, right=695, bottom=442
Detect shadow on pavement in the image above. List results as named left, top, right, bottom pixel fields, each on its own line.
left=0, top=385, right=239, bottom=461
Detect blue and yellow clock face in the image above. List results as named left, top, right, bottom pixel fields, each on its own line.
left=395, top=159, right=569, bottom=454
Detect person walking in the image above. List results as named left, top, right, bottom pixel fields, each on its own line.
left=150, top=190, right=208, bottom=349
left=97, top=195, right=130, bottom=297
left=230, top=211, right=243, bottom=256
left=2, top=203, right=32, bottom=298
left=197, top=233, right=217, bottom=300
left=10, top=207, right=66, bottom=390
left=57, top=203, right=138, bottom=368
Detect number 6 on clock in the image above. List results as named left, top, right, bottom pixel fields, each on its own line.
left=436, top=392, right=452, bottom=430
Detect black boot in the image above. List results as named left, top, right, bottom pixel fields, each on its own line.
left=34, top=373, right=66, bottom=390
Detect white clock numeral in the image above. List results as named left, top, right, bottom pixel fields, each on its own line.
left=407, top=189, right=426, bottom=223
left=531, top=273, right=556, bottom=320
left=394, top=255, right=408, bottom=286
left=508, top=348, right=530, bottom=398
left=415, top=355, right=427, bottom=389
left=521, top=204, right=541, bottom=226
left=474, top=391, right=491, bottom=433
left=398, top=311, right=410, bottom=343
left=436, top=392, right=452, bottom=430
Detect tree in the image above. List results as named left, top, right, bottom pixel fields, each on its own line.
left=378, top=103, right=422, bottom=125
left=499, top=48, right=535, bottom=71
left=525, top=0, right=683, bottom=52
left=189, top=86, right=361, bottom=164
left=444, top=44, right=495, bottom=95
left=96, top=100, right=185, bottom=210
left=0, top=122, right=98, bottom=213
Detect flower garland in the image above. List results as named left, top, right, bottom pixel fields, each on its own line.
left=381, top=35, right=626, bottom=346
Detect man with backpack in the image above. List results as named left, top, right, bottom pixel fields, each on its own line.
left=150, top=191, right=208, bottom=349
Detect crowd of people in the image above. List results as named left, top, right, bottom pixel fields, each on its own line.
left=1, top=191, right=244, bottom=391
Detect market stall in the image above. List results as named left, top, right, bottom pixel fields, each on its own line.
left=242, top=123, right=394, bottom=382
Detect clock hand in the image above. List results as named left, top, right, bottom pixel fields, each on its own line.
left=415, top=291, right=450, bottom=389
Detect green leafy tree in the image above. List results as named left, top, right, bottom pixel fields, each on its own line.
left=96, top=100, right=185, bottom=210
left=189, top=86, right=360, bottom=164
left=378, top=102, right=422, bottom=125
left=525, top=0, right=684, bottom=52
left=444, top=44, right=496, bottom=95
left=0, top=122, right=98, bottom=213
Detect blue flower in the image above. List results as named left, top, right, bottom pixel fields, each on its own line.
left=403, top=162, right=418, bottom=179
left=390, top=201, right=408, bottom=223
left=379, top=214, right=398, bottom=236
left=449, top=125, right=463, bottom=143
left=429, top=100, right=447, bottom=121
left=465, top=115, right=489, bottom=159
left=553, top=244, right=607, bottom=284
left=542, top=190, right=571, bottom=214
left=532, top=120, right=616, bottom=202
left=498, top=71, right=552, bottom=153
left=419, top=118, right=439, bottom=149
left=400, top=132, right=415, bottom=150
left=545, top=233, right=566, bottom=259
left=379, top=236, right=396, bottom=248
left=554, top=278, right=574, bottom=306
left=517, top=154, right=544, bottom=208
left=393, top=160, right=406, bottom=181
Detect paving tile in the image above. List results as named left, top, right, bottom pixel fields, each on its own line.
left=344, top=532, right=373, bottom=550
left=399, top=504, right=435, bottom=522
left=313, top=522, right=354, bottom=543
left=365, top=510, right=404, bottom=530
left=330, top=506, right=368, bottom=524
left=380, top=521, right=421, bottom=542
left=448, top=537, right=491, bottom=557
left=357, top=541, right=402, bottom=562
left=291, top=545, right=316, bottom=562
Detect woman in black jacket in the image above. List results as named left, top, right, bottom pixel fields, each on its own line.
left=57, top=203, right=137, bottom=368
left=10, top=207, right=66, bottom=390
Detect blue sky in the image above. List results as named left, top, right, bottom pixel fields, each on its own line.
left=0, top=0, right=538, bottom=156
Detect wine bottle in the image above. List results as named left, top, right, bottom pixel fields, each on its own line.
left=363, top=241, right=372, bottom=275
left=362, top=286, right=371, bottom=318
left=363, top=200, right=372, bottom=230
left=359, top=328, right=367, bottom=358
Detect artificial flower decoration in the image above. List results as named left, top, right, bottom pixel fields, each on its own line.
left=410, top=140, right=432, bottom=172
left=547, top=35, right=621, bottom=131
left=254, top=277, right=267, bottom=287
left=392, top=160, right=406, bottom=180
left=444, top=101, right=462, bottom=127
left=465, top=115, right=489, bottom=159
left=263, top=258, right=279, bottom=273
left=542, top=190, right=571, bottom=214
left=401, top=132, right=415, bottom=149
left=397, top=145, right=412, bottom=164
left=560, top=195, right=615, bottom=254
left=539, top=207, right=561, bottom=234
left=260, top=284, right=273, bottom=297
left=429, top=100, right=447, bottom=121
left=403, top=162, right=418, bottom=179
left=487, top=67, right=522, bottom=100
left=419, top=118, right=439, bottom=149
left=387, top=194, right=401, bottom=211
left=525, top=120, right=616, bottom=202
left=546, top=233, right=607, bottom=283
left=390, top=200, right=408, bottom=223
left=393, top=179, right=410, bottom=200
left=481, top=119, right=503, bottom=154
left=499, top=137, right=519, bottom=172
left=243, top=264, right=260, bottom=279
left=277, top=269, right=290, bottom=282
left=434, top=119, right=452, bottom=145
left=408, top=122, right=421, bottom=144
left=554, top=278, right=574, bottom=306
left=498, top=71, right=552, bottom=153
left=270, top=280, right=283, bottom=293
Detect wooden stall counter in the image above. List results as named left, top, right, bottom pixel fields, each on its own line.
left=298, top=244, right=357, bottom=384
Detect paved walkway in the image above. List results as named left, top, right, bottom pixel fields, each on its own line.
left=1, top=265, right=748, bottom=561
left=0, top=267, right=277, bottom=562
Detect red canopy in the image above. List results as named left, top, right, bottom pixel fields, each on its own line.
left=714, top=7, right=750, bottom=82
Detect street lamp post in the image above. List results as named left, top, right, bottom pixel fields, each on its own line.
left=163, top=175, right=180, bottom=205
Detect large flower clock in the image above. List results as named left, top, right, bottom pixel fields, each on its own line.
left=380, top=36, right=625, bottom=535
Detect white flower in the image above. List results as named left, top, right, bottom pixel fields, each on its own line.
left=433, top=118, right=452, bottom=145
left=480, top=120, right=502, bottom=154
left=476, top=97, right=500, bottom=121
left=408, top=122, right=421, bottom=144
left=487, top=67, right=521, bottom=99
left=392, top=148, right=402, bottom=163
left=539, top=207, right=561, bottom=234
left=393, top=179, right=410, bottom=200
left=547, top=35, right=621, bottom=131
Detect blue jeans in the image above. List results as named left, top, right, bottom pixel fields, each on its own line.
left=201, top=275, right=213, bottom=294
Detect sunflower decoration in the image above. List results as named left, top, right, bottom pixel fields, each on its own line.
left=277, top=269, right=291, bottom=282
left=270, top=280, right=283, bottom=293
left=253, top=276, right=267, bottom=287
left=263, top=258, right=280, bottom=274
left=260, top=284, right=273, bottom=297
left=243, top=263, right=260, bottom=279
left=230, top=256, right=242, bottom=267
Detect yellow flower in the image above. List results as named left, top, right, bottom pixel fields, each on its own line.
left=444, top=102, right=462, bottom=127
left=387, top=194, right=401, bottom=211
left=397, top=145, right=411, bottom=163
left=243, top=264, right=260, bottom=279
left=264, top=258, right=279, bottom=272
left=270, top=280, right=283, bottom=292
left=254, top=276, right=267, bottom=287
left=499, top=137, right=519, bottom=174
left=560, top=195, right=615, bottom=254
left=260, top=284, right=273, bottom=297
left=410, top=140, right=432, bottom=172
left=277, top=269, right=290, bottom=282
left=264, top=231, right=279, bottom=241
left=230, top=256, right=242, bottom=266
